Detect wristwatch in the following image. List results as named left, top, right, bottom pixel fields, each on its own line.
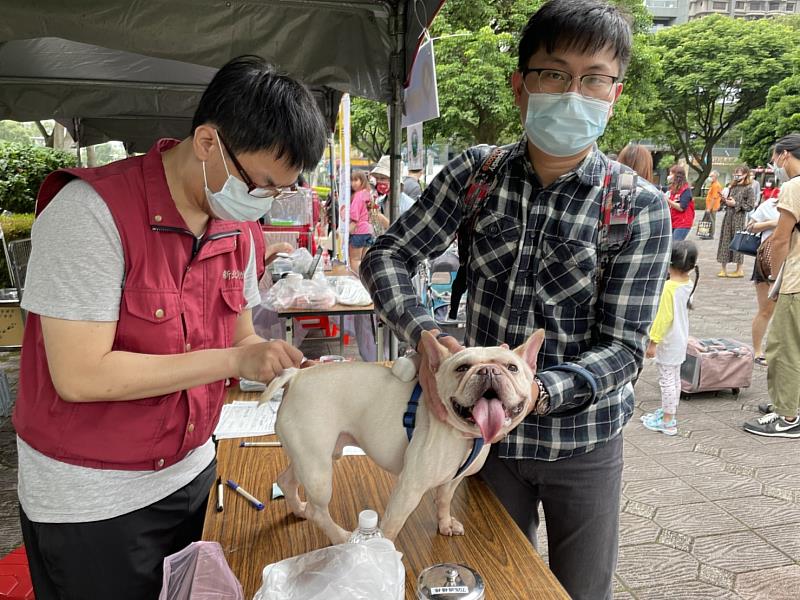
left=533, top=376, right=550, bottom=413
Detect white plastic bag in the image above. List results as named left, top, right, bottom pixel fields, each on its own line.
left=253, top=539, right=404, bottom=600
left=261, top=276, right=337, bottom=311
left=328, top=276, right=372, bottom=306
left=159, top=541, right=243, bottom=600
left=288, top=247, right=313, bottom=274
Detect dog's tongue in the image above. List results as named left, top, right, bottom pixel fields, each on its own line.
left=472, top=397, right=505, bottom=442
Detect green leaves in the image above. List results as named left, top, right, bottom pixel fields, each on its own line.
left=644, top=14, right=798, bottom=188
left=0, top=142, right=76, bottom=213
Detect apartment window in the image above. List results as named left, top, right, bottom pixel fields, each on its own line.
left=787, top=1, right=795, bottom=9
left=736, top=1, right=745, bottom=7
left=750, top=1, right=765, bottom=10
left=769, top=1, right=781, bottom=9
left=713, top=0, right=728, bottom=7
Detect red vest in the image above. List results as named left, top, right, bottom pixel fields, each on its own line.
left=669, top=184, right=695, bottom=230
left=13, top=139, right=257, bottom=471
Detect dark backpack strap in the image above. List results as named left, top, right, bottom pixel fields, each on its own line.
left=448, top=146, right=513, bottom=319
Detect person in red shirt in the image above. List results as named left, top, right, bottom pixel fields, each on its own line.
left=666, top=164, right=695, bottom=240
left=762, top=179, right=780, bottom=202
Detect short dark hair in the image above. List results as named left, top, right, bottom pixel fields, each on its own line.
left=775, top=133, right=800, bottom=161
left=192, top=56, right=328, bottom=171
left=517, top=0, right=633, bottom=77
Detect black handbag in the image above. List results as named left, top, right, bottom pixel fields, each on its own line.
left=729, top=230, right=761, bottom=257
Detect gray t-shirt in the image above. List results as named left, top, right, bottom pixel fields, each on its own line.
left=18, top=179, right=259, bottom=523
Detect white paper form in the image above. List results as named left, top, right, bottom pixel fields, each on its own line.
left=214, top=390, right=282, bottom=439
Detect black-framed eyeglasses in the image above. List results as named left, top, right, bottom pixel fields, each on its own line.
left=217, top=132, right=298, bottom=199
left=521, top=68, right=619, bottom=100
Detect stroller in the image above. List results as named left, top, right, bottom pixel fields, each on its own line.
left=417, top=248, right=466, bottom=344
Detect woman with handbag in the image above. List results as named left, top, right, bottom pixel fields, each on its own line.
left=747, top=195, right=780, bottom=365
left=716, top=165, right=756, bottom=277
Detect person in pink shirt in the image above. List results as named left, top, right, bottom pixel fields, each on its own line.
left=348, top=170, right=374, bottom=271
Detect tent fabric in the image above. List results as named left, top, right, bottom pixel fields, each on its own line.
left=0, top=1, right=443, bottom=149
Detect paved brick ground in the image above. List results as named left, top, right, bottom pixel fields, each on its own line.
left=0, top=223, right=797, bottom=598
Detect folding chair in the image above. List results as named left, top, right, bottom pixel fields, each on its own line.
left=7, top=238, right=31, bottom=324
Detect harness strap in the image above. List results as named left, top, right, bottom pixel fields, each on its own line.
left=403, top=383, right=485, bottom=480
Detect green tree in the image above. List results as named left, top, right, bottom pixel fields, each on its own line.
left=0, top=142, right=76, bottom=213
left=350, top=97, right=390, bottom=162
left=646, top=15, right=796, bottom=192
left=0, top=120, right=37, bottom=144
left=739, top=47, right=800, bottom=167
left=349, top=0, right=658, bottom=156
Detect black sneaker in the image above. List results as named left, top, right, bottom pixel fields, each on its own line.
left=744, top=413, right=800, bottom=438
left=758, top=403, right=774, bottom=414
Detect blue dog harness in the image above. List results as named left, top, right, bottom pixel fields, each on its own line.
left=403, top=383, right=485, bottom=479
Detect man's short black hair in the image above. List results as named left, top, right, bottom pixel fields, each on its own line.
left=517, top=0, right=633, bottom=77
left=192, top=56, right=328, bottom=171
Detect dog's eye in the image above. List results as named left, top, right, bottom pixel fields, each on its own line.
left=455, top=364, right=470, bottom=372
left=508, top=364, right=518, bottom=372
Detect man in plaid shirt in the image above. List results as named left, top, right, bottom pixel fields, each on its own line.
left=361, top=1, right=671, bottom=598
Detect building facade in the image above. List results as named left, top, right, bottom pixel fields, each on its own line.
left=688, top=0, right=800, bottom=19
left=646, top=0, right=690, bottom=29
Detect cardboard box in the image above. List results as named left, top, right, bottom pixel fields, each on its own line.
left=0, top=305, right=24, bottom=347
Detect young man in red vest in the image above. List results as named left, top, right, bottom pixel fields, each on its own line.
left=13, top=56, right=328, bottom=599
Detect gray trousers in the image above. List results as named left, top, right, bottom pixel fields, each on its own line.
left=480, top=434, right=623, bottom=600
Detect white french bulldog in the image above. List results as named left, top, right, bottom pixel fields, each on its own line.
left=260, top=329, right=545, bottom=544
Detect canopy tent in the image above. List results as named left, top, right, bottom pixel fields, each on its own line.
left=0, top=0, right=444, bottom=358
left=0, top=0, right=443, bottom=150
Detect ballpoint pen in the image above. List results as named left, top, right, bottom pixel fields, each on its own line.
left=240, top=441, right=282, bottom=447
left=226, top=479, right=265, bottom=510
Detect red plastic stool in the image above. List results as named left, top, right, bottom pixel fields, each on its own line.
left=0, top=546, right=34, bottom=600
left=295, top=316, right=351, bottom=345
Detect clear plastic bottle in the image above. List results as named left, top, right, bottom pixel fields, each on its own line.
left=348, top=509, right=384, bottom=543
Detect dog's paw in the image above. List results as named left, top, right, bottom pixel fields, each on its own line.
left=438, top=517, right=465, bottom=537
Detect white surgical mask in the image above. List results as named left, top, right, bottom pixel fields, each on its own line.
left=203, top=132, right=273, bottom=221
left=770, top=158, right=789, bottom=185
left=524, top=92, right=611, bottom=157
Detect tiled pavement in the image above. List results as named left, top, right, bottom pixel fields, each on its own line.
left=0, top=226, right=798, bottom=598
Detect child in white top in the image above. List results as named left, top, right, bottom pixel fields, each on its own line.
left=642, top=241, right=699, bottom=435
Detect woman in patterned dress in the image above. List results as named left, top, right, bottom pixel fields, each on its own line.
left=717, top=165, right=756, bottom=277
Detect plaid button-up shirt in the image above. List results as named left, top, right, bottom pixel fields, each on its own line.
left=361, top=137, right=671, bottom=461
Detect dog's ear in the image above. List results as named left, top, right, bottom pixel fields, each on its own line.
left=420, top=330, right=451, bottom=372
left=514, top=329, right=545, bottom=371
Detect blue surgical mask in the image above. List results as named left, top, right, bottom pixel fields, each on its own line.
left=524, top=92, right=611, bottom=157
left=203, top=132, right=273, bottom=221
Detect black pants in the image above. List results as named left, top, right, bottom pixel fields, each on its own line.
left=19, top=459, right=216, bottom=600
left=480, top=435, right=623, bottom=600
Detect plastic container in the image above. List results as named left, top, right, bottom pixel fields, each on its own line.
left=416, top=563, right=485, bottom=599
left=348, top=510, right=384, bottom=544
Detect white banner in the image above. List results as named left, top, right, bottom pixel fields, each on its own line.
left=338, top=93, right=351, bottom=264
left=401, top=39, right=440, bottom=128
left=407, top=123, right=423, bottom=171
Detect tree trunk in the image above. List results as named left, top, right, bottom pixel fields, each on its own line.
left=35, top=121, right=54, bottom=148
left=85, top=145, right=97, bottom=167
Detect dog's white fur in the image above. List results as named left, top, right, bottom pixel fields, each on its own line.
left=260, top=329, right=545, bottom=544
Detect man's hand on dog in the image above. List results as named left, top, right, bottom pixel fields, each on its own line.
left=417, top=331, right=464, bottom=422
